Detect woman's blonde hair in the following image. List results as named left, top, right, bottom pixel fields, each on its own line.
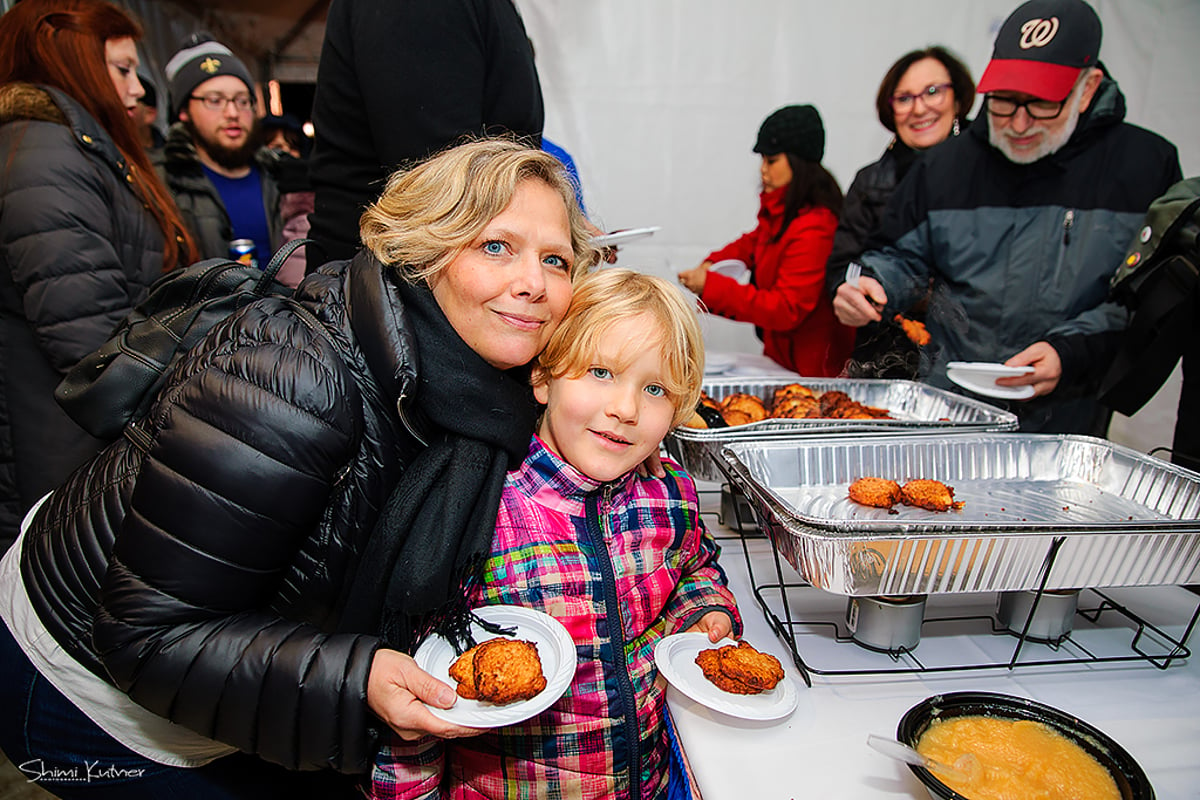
left=359, top=137, right=598, bottom=283
left=535, top=269, right=705, bottom=428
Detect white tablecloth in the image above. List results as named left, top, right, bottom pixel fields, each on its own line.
left=670, top=485, right=1200, bottom=800
left=705, top=351, right=800, bottom=382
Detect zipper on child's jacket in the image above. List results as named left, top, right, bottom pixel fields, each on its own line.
left=585, top=485, right=642, bottom=800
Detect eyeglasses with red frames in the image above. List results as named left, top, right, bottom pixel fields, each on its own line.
left=890, top=83, right=953, bottom=113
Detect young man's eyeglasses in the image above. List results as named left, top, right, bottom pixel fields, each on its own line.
left=984, top=95, right=1065, bottom=120
left=189, top=93, right=254, bottom=112
left=890, top=83, right=953, bottom=113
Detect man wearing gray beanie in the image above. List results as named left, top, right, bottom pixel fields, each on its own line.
left=157, top=34, right=284, bottom=265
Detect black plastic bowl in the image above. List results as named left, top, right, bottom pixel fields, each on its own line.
left=896, top=691, right=1154, bottom=800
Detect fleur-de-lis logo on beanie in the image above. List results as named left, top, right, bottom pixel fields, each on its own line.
left=1019, top=17, right=1060, bottom=49
left=200, top=57, right=221, bottom=74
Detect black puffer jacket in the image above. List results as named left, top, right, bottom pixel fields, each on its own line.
left=824, top=140, right=918, bottom=297
left=0, top=83, right=167, bottom=548
left=21, top=253, right=423, bottom=773
left=824, top=139, right=924, bottom=378
left=157, top=121, right=282, bottom=259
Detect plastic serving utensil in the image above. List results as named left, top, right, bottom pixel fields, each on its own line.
left=866, top=734, right=979, bottom=784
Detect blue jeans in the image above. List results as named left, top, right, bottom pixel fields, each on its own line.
left=0, top=620, right=359, bottom=799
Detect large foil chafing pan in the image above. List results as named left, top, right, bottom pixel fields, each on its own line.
left=667, top=378, right=1018, bottom=481
left=717, top=433, right=1200, bottom=596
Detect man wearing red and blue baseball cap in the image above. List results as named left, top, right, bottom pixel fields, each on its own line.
left=833, top=0, right=1181, bottom=435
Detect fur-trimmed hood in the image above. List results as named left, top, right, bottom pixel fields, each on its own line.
left=0, top=82, right=67, bottom=126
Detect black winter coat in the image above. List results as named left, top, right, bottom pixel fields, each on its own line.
left=21, top=253, right=424, bottom=773
left=824, top=139, right=923, bottom=379
left=308, top=0, right=544, bottom=263
left=0, top=83, right=167, bottom=548
left=824, top=140, right=918, bottom=297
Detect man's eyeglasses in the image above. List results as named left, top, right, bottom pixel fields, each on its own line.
left=189, top=93, right=254, bottom=112
left=890, top=83, right=953, bottom=113
left=984, top=95, right=1065, bottom=120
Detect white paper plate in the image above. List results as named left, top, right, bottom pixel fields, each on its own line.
left=946, top=361, right=1037, bottom=378
left=591, top=226, right=661, bottom=247
left=654, top=633, right=797, bottom=721
left=710, top=259, right=751, bottom=283
left=413, top=605, right=576, bottom=727
left=946, top=365, right=1035, bottom=400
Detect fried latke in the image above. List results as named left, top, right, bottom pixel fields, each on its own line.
left=718, top=641, right=785, bottom=691
left=818, top=390, right=853, bottom=417
left=848, top=477, right=902, bottom=509
left=448, top=645, right=480, bottom=699
left=894, top=314, right=931, bottom=346
left=695, top=640, right=785, bottom=695
left=900, top=479, right=964, bottom=512
left=771, top=383, right=815, bottom=410
left=449, top=638, right=547, bottom=705
left=772, top=394, right=820, bottom=419
left=719, top=392, right=768, bottom=426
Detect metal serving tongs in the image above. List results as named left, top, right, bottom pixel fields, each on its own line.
left=866, top=733, right=981, bottom=784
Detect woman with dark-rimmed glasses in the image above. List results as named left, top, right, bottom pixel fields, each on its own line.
left=825, top=46, right=975, bottom=378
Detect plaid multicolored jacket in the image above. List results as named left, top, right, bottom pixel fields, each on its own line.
left=370, top=435, right=741, bottom=799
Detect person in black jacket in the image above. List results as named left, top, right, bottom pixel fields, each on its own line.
left=825, top=46, right=975, bottom=379
left=0, top=0, right=197, bottom=552
left=0, top=139, right=599, bottom=797
left=307, top=0, right=545, bottom=266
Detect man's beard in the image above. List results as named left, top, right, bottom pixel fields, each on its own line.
left=989, top=83, right=1085, bottom=165
left=185, top=117, right=262, bottom=171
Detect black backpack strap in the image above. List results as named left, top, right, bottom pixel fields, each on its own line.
left=254, top=238, right=313, bottom=294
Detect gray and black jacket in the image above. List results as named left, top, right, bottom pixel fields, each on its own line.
left=852, top=75, right=1181, bottom=432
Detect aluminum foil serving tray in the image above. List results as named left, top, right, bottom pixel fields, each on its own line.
left=667, top=378, right=1018, bottom=481
left=718, top=433, right=1200, bottom=596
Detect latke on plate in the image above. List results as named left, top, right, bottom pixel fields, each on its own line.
left=449, top=638, right=547, bottom=705
left=695, top=640, right=785, bottom=695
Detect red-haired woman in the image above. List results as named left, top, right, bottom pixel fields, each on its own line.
left=0, top=0, right=197, bottom=551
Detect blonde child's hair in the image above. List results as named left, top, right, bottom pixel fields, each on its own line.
left=535, top=269, right=704, bottom=428
left=359, top=137, right=599, bottom=284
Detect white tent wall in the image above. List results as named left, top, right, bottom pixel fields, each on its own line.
left=519, top=0, right=1200, bottom=454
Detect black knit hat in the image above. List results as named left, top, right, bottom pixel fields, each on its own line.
left=753, top=104, right=825, bottom=162
left=976, top=0, right=1102, bottom=101
left=164, top=34, right=254, bottom=118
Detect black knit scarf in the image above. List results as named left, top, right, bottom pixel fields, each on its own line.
left=339, top=278, right=536, bottom=653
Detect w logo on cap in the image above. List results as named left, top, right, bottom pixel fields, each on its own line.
left=1019, top=17, right=1060, bottom=49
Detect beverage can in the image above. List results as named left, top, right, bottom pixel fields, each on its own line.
left=229, top=239, right=258, bottom=269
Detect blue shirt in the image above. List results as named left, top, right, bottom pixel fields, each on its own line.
left=202, top=164, right=271, bottom=261
left=542, top=138, right=585, bottom=214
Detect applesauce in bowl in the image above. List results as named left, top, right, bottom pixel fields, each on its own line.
left=897, top=692, right=1153, bottom=800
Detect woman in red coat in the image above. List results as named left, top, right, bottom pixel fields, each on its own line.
left=679, top=104, right=853, bottom=376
